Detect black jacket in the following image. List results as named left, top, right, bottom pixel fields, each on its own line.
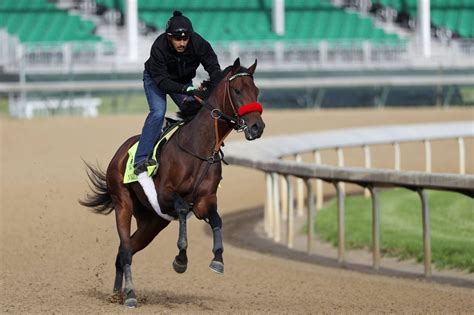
left=144, top=32, right=221, bottom=94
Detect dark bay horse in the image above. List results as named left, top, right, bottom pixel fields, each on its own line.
left=80, top=58, right=265, bottom=307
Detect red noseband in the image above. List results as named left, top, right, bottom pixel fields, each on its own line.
left=237, top=102, right=263, bottom=116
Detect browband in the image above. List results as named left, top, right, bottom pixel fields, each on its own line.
left=229, top=72, right=252, bottom=81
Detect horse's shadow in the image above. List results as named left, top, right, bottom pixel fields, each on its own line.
left=84, top=287, right=221, bottom=310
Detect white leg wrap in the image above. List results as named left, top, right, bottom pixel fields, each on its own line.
left=137, top=172, right=175, bottom=221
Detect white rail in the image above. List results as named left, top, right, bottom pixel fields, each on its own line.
left=225, top=121, right=474, bottom=277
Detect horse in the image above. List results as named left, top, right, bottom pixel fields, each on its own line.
left=80, top=58, right=265, bottom=308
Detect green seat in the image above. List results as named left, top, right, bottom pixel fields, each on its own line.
left=0, top=0, right=103, bottom=43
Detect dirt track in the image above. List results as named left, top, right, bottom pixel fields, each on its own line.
left=1, top=108, right=473, bottom=314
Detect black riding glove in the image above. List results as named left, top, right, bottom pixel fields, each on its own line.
left=184, top=86, right=207, bottom=100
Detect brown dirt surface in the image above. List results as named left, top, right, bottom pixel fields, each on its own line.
left=1, top=108, right=473, bottom=314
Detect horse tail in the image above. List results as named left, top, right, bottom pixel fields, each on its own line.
left=79, top=161, right=114, bottom=215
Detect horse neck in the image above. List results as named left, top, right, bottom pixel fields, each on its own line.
left=183, top=96, right=234, bottom=157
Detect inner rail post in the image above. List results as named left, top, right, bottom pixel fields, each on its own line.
left=280, top=174, right=288, bottom=221
left=285, top=175, right=294, bottom=249
left=417, top=188, right=432, bottom=278
left=334, top=181, right=345, bottom=263
left=295, top=154, right=304, bottom=217
left=305, top=179, right=316, bottom=254
left=337, top=147, right=345, bottom=192
left=458, top=137, right=465, bottom=174
left=313, top=149, right=324, bottom=210
left=424, top=140, right=432, bottom=173
left=271, top=172, right=281, bottom=242
left=363, top=145, right=371, bottom=198
left=265, top=172, right=274, bottom=238
left=369, top=186, right=380, bottom=270
left=393, top=142, right=401, bottom=171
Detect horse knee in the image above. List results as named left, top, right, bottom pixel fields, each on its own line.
left=208, top=210, right=222, bottom=229
left=194, top=195, right=217, bottom=219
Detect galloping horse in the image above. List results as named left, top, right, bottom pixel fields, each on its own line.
left=80, top=58, right=265, bottom=307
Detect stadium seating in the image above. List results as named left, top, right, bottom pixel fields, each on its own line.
left=0, top=0, right=102, bottom=43
left=96, top=0, right=402, bottom=44
left=373, top=0, right=474, bottom=38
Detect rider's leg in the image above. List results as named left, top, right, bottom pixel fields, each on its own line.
left=134, top=70, right=167, bottom=173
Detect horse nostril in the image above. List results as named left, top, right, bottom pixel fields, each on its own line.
left=251, top=124, right=260, bottom=134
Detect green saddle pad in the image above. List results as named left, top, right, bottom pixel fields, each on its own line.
left=123, top=122, right=183, bottom=184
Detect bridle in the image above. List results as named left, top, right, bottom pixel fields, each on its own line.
left=184, top=70, right=263, bottom=162
left=176, top=69, right=263, bottom=201
left=199, top=71, right=262, bottom=130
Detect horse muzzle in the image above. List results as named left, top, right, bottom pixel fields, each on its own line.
left=244, top=120, right=265, bottom=140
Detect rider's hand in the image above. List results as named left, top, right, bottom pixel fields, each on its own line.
left=184, top=86, right=206, bottom=100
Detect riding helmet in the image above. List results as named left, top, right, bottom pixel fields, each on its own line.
left=165, top=11, right=194, bottom=37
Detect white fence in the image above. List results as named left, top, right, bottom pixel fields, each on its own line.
left=8, top=96, right=101, bottom=119
left=225, top=121, right=474, bottom=277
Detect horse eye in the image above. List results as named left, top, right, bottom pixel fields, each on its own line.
left=233, top=88, right=241, bottom=95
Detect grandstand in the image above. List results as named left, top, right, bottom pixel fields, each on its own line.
left=3, top=0, right=472, bottom=69
left=93, top=0, right=403, bottom=44
left=0, top=0, right=473, bottom=118
left=371, top=0, right=474, bottom=38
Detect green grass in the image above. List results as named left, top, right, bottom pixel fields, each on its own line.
left=460, top=87, right=474, bottom=105
left=0, top=97, right=9, bottom=116
left=313, top=189, right=474, bottom=272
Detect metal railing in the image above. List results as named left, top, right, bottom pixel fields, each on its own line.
left=225, top=121, right=474, bottom=277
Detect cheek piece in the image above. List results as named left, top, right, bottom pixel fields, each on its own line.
left=237, top=102, right=263, bottom=116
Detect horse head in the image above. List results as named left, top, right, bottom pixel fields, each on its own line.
left=214, top=58, right=266, bottom=140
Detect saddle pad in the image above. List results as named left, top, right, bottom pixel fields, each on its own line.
left=123, top=122, right=183, bottom=184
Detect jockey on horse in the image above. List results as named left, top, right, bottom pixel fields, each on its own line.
left=134, top=10, right=221, bottom=178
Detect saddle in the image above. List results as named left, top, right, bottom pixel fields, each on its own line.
left=123, top=118, right=184, bottom=184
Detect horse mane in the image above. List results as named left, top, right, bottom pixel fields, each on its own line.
left=176, top=64, right=249, bottom=121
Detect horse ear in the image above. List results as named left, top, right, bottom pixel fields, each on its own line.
left=232, top=58, right=241, bottom=72
left=248, top=59, right=257, bottom=75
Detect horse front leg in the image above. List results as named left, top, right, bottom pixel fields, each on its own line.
left=208, top=209, right=224, bottom=274
left=172, top=194, right=189, bottom=273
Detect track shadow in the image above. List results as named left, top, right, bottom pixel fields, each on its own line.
left=83, top=287, right=222, bottom=310
left=217, top=206, right=474, bottom=289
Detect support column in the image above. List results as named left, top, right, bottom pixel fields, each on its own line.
left=418, top=0, right=431, bottom=58
left=272, top=0, right=285, bottom=36
left=126, top=0, right=138, bottom=62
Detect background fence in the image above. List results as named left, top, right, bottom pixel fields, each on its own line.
left=225, top=121, right=474, bottom=277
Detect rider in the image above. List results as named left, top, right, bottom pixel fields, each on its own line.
left=134, top=10, right=222, bottom=175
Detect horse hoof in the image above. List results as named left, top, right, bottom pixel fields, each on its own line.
left=173, top=257, right=187, bottom=274
left=209, top=260, right=224, bottom=275
left=124, top=297, right=138, bottom=308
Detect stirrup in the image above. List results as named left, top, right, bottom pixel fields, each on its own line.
left=134, top=159, right=156, bottom=175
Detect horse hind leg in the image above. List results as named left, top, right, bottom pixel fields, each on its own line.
left=172, top=194, right=189, bottom=274
left=114, top=245, right=137, bottom=308
left=113, top=252, right=124, bottom=295
left=208, top=209, right=224, bottom=274
left=112, top=195, right=138, bottom=308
